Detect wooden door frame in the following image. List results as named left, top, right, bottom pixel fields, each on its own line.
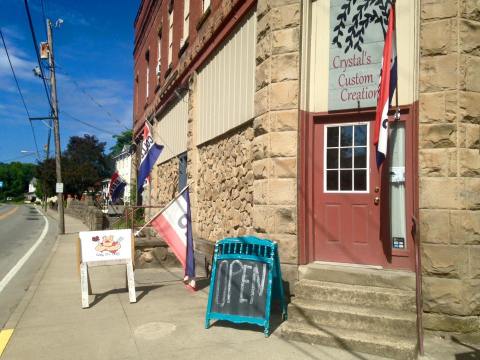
left=298, top=104, right=419, bottom=269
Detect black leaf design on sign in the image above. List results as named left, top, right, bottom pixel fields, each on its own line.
left=331, top=0, right=393, bottom=53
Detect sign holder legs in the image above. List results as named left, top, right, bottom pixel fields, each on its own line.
left=80, top=260, right=137, bottom=308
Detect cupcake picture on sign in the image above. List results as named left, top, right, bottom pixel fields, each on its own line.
left=91, top=234, right=124, bottom=256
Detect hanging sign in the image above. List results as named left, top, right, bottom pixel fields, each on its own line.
left=77, top=229, right=136, bottom=308
left=205, top=236, right=287, bottom=336
left=328, top=0, right=392, bottom=111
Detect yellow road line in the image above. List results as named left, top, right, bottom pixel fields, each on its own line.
left=0, top=329, right=14, bottom=357
left=0, top=207, right=18, bottom=220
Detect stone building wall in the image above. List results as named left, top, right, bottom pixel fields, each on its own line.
left=253, top=0, right=301, bottom=283
left=196, top=123, right=255, bottom=242
left=151, top=157, right=180, bottom=208
left=419, top=0, right=480, bottom=333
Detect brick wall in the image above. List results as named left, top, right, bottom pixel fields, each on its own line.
left=419, top=0, right=480, bottom=333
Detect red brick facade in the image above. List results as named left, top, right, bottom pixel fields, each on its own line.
left=133, top=0, right=256, bottom=137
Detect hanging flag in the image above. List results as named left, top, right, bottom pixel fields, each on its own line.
left=108, top=171, right=127, bottom=204
left=137, top=122, right=163, bottom=193
left=150, top=187, right=196, bottom=289
left=374, top=3, right=397, bottom=167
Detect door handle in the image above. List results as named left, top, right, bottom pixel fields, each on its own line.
left=374, top=196, right=380, bottom=205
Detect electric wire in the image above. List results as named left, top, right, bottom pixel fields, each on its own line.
left=56, top=66, right=127, bottom=129
left=0, top=27, right=40, bottom=160
left=24, top=0, right=53, bottom=112
left=62, top=111, right=117, bottom=136
left=1, top=152, right=37, bottom=163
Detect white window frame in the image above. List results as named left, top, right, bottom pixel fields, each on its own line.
left=181, top=0, right=189, bottom=47
left=168, top=9, right=174, bottom=67
left=157, top=34, right=162, bottom=78
left=323, top=121, right=370, bottom=194
left=146, top=53, right=150, bottom=99
left=202, top=0, right=211, bottom=13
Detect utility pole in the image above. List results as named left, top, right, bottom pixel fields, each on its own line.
left=47, top=19, right=65, bottom=234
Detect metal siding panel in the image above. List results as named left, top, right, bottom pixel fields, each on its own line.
left=156, top=93, right=188, bottom=164
left=196, top=10, right=256, bottom=145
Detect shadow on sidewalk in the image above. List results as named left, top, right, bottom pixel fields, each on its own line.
left=89, top=284, right=163, bottom=307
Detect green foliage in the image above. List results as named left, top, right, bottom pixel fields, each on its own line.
left=36, top=134, right=114, bottom=197
left=110, top=129, right=133, bottom=157
left=0, top=162, right=36, bottom=201
left=35, top=158, right=56, bottom=198
left=63, top=134, right=114, bottom=196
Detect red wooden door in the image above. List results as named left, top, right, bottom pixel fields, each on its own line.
left=312, top=113, right=386, bottom=266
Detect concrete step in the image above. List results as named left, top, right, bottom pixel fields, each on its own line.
left=299, top=263, right=416, bottom=291
left=288, top=299, right=417, bottom=338
left=295, top=279, right=416, bottom=312
left=280, top=321, right=417, bottom=360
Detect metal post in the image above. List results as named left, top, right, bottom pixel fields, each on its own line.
left=47, top=19, right=65, bottom=234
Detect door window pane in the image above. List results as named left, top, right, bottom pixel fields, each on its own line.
left=324, top=123, right=369, bottom=193
left=340, top=126, right=353, bottom=146
left=340, top=170, right=352, bottom=191
left=340, top=148, right=352, bottom=168
left=327, top=127, right=339, bottom=147
left=326, top=170, right=338, bottom=191
left=354, top=147, right=367, bottom=168
left=327, top=149, right=338, bottom=169
left=354, top=125, right=367, bottom=146
left=354, top=170, right=367, bottom=191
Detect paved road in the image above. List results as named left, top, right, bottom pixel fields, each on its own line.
left=0, top=204, right=57, bottom=328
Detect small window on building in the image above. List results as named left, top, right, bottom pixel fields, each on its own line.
left=168, top=6, right=174, bottom=67
left=135, top=74, right=139, bottom=113
left=181, top=0, right=190, bottom=47
left=145, top=50, right=150, bottom=99
left=202, top=0, right=210, bottom=13
left=157, top=34, right=162, bottom=78
left=178, top=152, right=187, bottom=192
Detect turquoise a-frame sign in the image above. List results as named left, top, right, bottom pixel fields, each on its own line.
left=205, top=236, right=287, bottom=337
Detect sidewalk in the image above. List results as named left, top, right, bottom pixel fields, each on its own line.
left=0, top=211, right=477, bottom=360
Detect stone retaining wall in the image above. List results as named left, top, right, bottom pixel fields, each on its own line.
left=419, top=0, right=480, bottom=333
left=65, top=200, right=106, bottom=230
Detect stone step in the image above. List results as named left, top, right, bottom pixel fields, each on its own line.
left=288, top=299, right=417, bottom=338
left=299, top=263, right=416, bottom=291
left=295, top=279, right=416, bottom=312
left=280, top=321, right=417, bottom=360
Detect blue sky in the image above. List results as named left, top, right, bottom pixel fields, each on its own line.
left=0, top=0, right=139, bottom=163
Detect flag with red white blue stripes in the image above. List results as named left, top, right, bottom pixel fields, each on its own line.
left=137, top=122, right=163, bottom=193
left=374, top=3, right=397, bottom=167
left=150, top=187, right=196, bottom=290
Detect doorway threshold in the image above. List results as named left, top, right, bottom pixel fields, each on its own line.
left=313, top=261, right=384, bottom=270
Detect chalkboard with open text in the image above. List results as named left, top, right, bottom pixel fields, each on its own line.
left=205, top=236, right=287, bottom=336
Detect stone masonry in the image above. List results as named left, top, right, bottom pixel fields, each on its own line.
left=253, top=0, right=301, bottom=285
left=151, top=156, right=179, bottom=208
left=196, top=123, right=255, bottom=242
left=419, top=0, right=480, bottom=333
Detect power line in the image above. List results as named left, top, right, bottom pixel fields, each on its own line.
left=0, top=27, right=40, bottom=160
left=24, top=0, right=53, bottom=112
left=56, top=66, right=127, bottom=129
left=62, top=111, right=117, bottom=136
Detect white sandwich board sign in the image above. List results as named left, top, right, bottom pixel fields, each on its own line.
left=78, top=229, right=136, bottom=308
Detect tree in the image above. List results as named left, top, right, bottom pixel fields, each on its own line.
left=62, top=134, right=114, bottom=196
left=0, top=162, right=36, bottom=201
left=110, top=129, right=133, bottom=157
left=35, top=158, right=56, bottom=198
